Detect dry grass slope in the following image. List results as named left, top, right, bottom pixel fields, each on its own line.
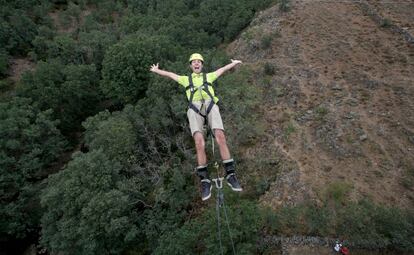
left=228, top=0, right=414, bottom=209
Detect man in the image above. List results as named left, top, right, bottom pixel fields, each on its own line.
left=150, top=53, right=242, bottom=201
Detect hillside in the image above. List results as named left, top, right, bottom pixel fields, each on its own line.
left=228, top=0, right=414, bottom=209
left=2, top=0, right=413, bottom=254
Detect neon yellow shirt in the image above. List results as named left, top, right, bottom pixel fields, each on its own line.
left=177, top=72, right=219, bottom=103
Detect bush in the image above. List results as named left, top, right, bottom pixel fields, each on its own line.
left=0, top=97, right=67, bottom=239
left=217, top=66, right=263, bottom=147
left=380, top=18, right=392, bottom=28
left=46, top=35, right=84, bottom=64
left=279, top=0, right=291, bottom=12
left=41, top=150, right=142, bottom=254
left=262, top=200, right=414, bottom=252
left=78, top=30, right=117, bottom=69
left=154, top=199, right=262, bottom=255
left=100, top=37, right=152, bottom=105
left=261, top=34, right=273, bottom=49
left=3, top=11, right=38, bottom=55
left=83, top=110, right=137, bottom=163
left=18, top=61, right=101, bottom=134
left=0, top=48, right=9, bottom=77
left=101, top=34, right=182, bottom=105
left=263, top=62, right=275, bottom=76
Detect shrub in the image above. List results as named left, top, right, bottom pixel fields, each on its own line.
left=4, top=11, right=38, bottom=55
left=78, top=30, right=117, bottom=70
left=18, top=61, right=101, bottom=134
left=46, top=35, right=84, bottom=64
left=279, top=0, right=291, bottom=12
left=261, top=34, right=273, bottom=49
left=0, top=48, right=9, bottom=77
left=324, top=181, right=353, bottom=205
left=83, top=111, right=137, bottom=163
left=154, top=199, right=262, bottom=255
left=380, top=18, right=392, bottom=28
left=100, top=37, right=153, bottom=105
left=264, top=62, right=275, bottom=76
left=41, top=150, right=142, bottom=254
left=315, top=105, right=329, bottom=121
left=0, top=97, right=67, bottom=239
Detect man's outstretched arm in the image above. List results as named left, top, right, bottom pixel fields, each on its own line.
left=214, top=59, right=242, bottom=78
left=150, top=63, right=180, bottom=82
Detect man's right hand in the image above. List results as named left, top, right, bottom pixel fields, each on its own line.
left=150, top=63, right=159, bottom=73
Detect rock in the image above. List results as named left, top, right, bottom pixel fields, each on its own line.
left=331, top=82, right=342, bottom=90
left=359, top=134, right=368, bottom=141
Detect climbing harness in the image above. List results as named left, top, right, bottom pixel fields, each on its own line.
left=209, top=127, right=236, bottom=255
left=186, top=73, right=216, bottom=119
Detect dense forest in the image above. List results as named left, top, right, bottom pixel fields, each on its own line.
left=1, top=0, right=413, bottom=254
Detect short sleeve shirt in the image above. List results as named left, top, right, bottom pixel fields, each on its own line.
left=177, top=72, right=219, bottom=103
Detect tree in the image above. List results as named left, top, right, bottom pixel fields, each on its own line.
left=0, top=97, right=67, bottom=240
left=154, top=199, right=262, bottom=255
left=100, top=36, right=154, bottom=105
left=0, top=48, right=8, bottom=77
left=18, top=60, right=101, bottom=134
left=41, top=150, right=142, bottom=255
left=82, top=110, right=137, bottom=163
left=5, top=10, right=38, bottom=55
left=78, top=30, right=117, bottom=70
left=45, top=35, right=84, bottom=64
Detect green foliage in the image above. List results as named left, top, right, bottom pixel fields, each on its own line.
left=18, top=60, right=101, bottom=133
left=0, top=97, right=67, bottom=239
left=218, top=66, right=263, bottom=147
left=46, top=35, right=84, bottom=64
left=0, top=78, right=13, bottom=92
left=42, top=93, right=195, bottom=253
left=324, top=181, right=353, bottom=205
left=261, top=34, right=273, bottom=49
left=83, top=110, right=137, bottom=163
left=154, top=199, right=262, bottom=255
left=101, top=37, right=153, bottom=105
left=263, top=62, right=275, bottom=76
left=262, top=199, right=414, bottom=252
left=41, top=150, right=142, bottom=254
left=78, top=30, right=117, bottom=69
left=0, top=10, right=37, bottom=55
left=198, top=0, right=268, bottom=43
left=0, top=48, right=9, bottom=77
left=279, top=0, right=291, bottom=12
left=283, top=122, right=296, bottom=141
left=380, top=18, right=392, bottom=28
left=315, top=105, right=328, bottom=121
left=336, top=200, right=414, bottom=250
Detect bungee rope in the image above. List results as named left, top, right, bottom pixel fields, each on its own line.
left=210, top=129, right=236, bottom=255
left=193, top=75, right=237, bottom=254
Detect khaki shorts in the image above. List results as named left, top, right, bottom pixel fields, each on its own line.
left=187, top=100, right=224, bottom=136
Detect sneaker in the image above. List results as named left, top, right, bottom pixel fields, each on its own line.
left=201, top=179, right=212, bottom=201
left=226, top=173, right=242, bottom=191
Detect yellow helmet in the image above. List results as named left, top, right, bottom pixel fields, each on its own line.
left=189, top=53, right=204, bottom=63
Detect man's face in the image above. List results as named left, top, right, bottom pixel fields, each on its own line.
left=190, top=59, right=203, bottom=74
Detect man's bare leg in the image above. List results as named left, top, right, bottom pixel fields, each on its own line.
left=214, top=129, right=231, bottom=160
left=193, top=131, right=212, bottom=200
left=214, top=129, right=242, bottom=191
left=193, top=132, right=207, bottom=165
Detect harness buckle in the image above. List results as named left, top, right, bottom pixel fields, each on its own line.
left=212, top=177, right=224, bottom=189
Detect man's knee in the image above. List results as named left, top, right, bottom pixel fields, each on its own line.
left=193, top=132, right=205, bottom=150
left=214, top=129, right=227, bottom=145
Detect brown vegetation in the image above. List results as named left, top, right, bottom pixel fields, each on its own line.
left=228, top=0, right=414, bottom=209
